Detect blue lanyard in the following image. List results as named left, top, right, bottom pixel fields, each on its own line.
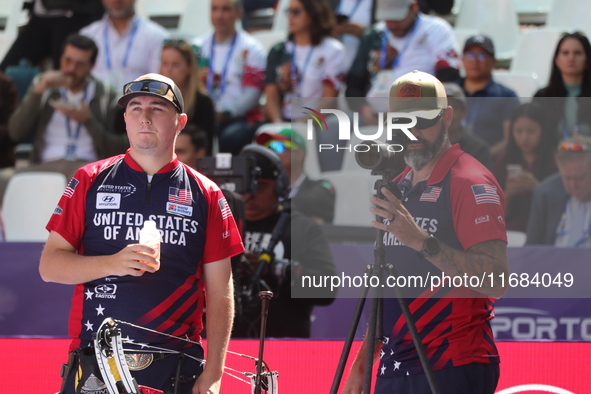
left=290, top=44, right=314, bottom=95
left=61, top=84, right=88, bottom=142
left=103, top=18, right=140, bottom=70
left=337, top=0, right=363, bottom=19
left=207, top=33, right=238, bottom=98
left=380, top=15, right=421, bottom=69
left=556, top=198, right=591, bottom=247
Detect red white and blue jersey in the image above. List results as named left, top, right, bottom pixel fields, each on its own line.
left=379, top=144, right=507, bottom=378
left=47, top=151, right=244, bottom=351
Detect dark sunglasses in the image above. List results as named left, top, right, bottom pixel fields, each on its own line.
left=123, top=79, right=182, bottom=112
left=463, top=52, right=488, bottom=62
left=559, top=141, right=591, bottom=152
left=392, top=110, right=444, bottom=130
left=285, top=7, right=303, bottom=16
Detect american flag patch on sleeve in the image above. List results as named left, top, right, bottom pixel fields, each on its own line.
left=63, top=178, right=79, bottom=198
left=471, top=184, right=500, bottom=205
left=218, top=197, right=233, bottom=219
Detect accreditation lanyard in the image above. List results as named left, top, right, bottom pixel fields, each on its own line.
left=207, top=33, right=238, bottom=100
left=290, top=45, right=314, bottom=97
left=61, top=85, right=89, bottom=161
left=556, top=198, right=591, bottom=247
left=380, top=15, right=421, bottom=69
left=337, top=0, right=363, bottom=19
left=103, top=18, right=140, bottom=70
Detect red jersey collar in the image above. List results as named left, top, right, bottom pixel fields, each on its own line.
left=123, top=150, right=181, bottom=174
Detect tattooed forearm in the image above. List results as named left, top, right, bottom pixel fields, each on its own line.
left=428, top=239, right=509, bottom=298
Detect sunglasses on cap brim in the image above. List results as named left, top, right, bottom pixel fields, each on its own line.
left=123, top=79, right=182, bottom=112
left=265, top=140, right=299, bottom=155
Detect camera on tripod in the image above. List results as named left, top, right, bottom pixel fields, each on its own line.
left=355, top=139, right=406, bottom=174
left=196, top=153, right=259, bottom=195
left=355, top=139, right=407, bottom=199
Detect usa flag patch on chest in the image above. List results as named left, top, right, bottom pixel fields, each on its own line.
left=420, top=186, right=442, bottom=202
left=169, top=187, right=192, bottom=205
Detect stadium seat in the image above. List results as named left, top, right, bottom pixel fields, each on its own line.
left=452, top=27, right=479, bottom=54
left=546, top=0, right=591, bottom=39
left=2, top=172, right=67, bottom=242
left=492, top=70, right=538, bottom=100
left=454, top=0, right=520, bottom=62
left=0, top=33, right=16, bottom=64
left=136, top=0, right=188, bottom=29
left=322, top=172, right=377, bottom=227
left=0, top=0, right=23, bottom=60
left=513, top=0, right=553, bottom=24
left=509, top=29, right=561, bottom=88
left=175, top=0, right=211, bottom=37
left=272, top=0, right=289, bottom=33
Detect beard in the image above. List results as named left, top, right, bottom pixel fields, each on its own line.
left=404, top=122, right=448, bottom=171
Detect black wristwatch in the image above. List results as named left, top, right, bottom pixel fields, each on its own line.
left=417, top=234, right=440, bottom=258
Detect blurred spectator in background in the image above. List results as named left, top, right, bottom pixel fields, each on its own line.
left=443, top=82, right=491, bottom=168
left=346, top=0, right=459, bottom=122
left=0, top=0, right=103, bottom=71
left=493, top=103, right=558, bottom=232
left=534, top=32, right=591, bottom=141
left=265, top=0, right=344, bottom=171
left=0, top=73, right=19, bottom=169
left=332, top=0, right=373, bottom=72
left=175, top=125, right=209, bottom=168
left=194, top=0, right=266, bottom=155
left=458, top=35, right=520, bottom=159
left=256, top=128, right=335, bottom=224
left=265, top=0, right=343, bottom=123
left=80, top=0, right=168, bottom=89
left=6, top=34, right=125, bottom=183
left=160, top=40, right=215, bottom=155
left=526, top=136, right=591, bottom=246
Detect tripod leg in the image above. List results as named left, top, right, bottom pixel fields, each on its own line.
left=363, top=290, right=379, bottom=394
left=388, top=265, right=441, bottom=394
left=329, top=266, right=371, bottom=394
left=363, top=263, right=387, bottom=394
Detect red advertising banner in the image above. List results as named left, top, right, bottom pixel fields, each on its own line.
left=0, top=339, right=587, bottom=393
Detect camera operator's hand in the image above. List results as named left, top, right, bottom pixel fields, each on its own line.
left=370, top=187, right=428, bottom=252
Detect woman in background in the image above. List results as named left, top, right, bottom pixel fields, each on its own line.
left=160, top=40, right=215, bottom=155
left=493, top=103, right=558, bottom=232
left=534, top=32, right=591, bottom=140
left=264, top=0, right=345, bottom=171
